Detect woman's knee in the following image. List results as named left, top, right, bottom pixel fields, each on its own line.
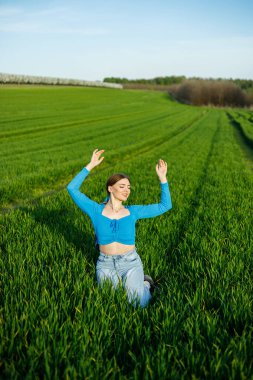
left=126, top=287, right=151, bottom=308
left=124, top=272, right=152, bottom=308
left=96, top=268, right=120, bottom=288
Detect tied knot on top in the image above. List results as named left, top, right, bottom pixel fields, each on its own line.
left=110, top=220, right=119, bottom=233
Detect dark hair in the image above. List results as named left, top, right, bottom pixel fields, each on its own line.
left=105, top=172, right=131, bottom=196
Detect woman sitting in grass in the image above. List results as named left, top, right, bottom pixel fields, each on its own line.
left=67, top=149, right=172, bottom=308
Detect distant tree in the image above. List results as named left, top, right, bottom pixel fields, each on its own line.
left=168, top=79, right=251, bottom=107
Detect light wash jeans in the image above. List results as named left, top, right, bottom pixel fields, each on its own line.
left=96, top=248, right=152, bottom=308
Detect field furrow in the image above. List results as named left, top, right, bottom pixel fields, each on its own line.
left=227, top=112, right=253, bottom=148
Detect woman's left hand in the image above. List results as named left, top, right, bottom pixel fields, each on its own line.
left=156, top=159, right=167, bottom=182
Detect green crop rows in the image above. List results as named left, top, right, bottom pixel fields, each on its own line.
left=0, top=86, right=253, bottom=379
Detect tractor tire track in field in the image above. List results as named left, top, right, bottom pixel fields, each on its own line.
left=0, top=107, right=184, bottom=140
left=0, top=108, right=187, bottom=159
left=0, top=106, right=184, bottom=128
left=0, top=109, right=154, bottom=139
left=226, top=113, right=253, bottom=168
left=163, top=114, right=221, bottom=264
left=0, top=110, right=178, bottom=160
left=226, top=113, right=253, bottom=150
left=132, top=111, right=209, bottom=156
left=0, top=113, right=168, bottom=159
left=0, top=111, right=207, bottom=215
left=0, top=108, right=194, bottom=162
left=234, top=111, right=253, bottom=124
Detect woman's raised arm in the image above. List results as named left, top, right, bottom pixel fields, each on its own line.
left=155, top=159, right=168, bottom=183
left=86, top=148, right=105, bottom=172
left=131, top=159, right=172, bottom=219
left=67, top=149, right=105, bottom=217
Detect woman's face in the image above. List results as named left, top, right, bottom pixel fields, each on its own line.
left=108, top=178, right=131, bottom=201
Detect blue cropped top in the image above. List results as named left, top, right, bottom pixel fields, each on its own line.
left=67, top=167, right=172, bottom=245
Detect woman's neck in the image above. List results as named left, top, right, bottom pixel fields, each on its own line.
left=107, top=199, right=123, bottom=213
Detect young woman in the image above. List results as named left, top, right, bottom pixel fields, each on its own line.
left=67, top=149, right=172, bottom=308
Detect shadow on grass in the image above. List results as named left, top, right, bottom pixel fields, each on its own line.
left=21, top=204, right=98, bottom=268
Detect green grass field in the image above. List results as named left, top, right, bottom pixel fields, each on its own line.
left=0, top=86, right=253, bottom=379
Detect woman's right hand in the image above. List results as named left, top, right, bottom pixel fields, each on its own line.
left=86, top=148, right=105, bottom=171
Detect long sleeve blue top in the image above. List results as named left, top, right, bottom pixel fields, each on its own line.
left=67, top=167, right=172, bottom=245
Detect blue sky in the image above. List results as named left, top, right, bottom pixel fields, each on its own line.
left=1, top=0, right=253, bottom=81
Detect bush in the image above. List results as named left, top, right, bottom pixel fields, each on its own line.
left=168, top=80, right=252, bottom=107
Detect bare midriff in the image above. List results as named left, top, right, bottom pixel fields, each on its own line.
left=99, top=242, right=135, bottom=255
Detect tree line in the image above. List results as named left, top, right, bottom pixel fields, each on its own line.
left=103, top=76, right=186, bottom=86
left=103, top=76, right=253, bottom=107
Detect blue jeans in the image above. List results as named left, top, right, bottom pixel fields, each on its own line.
left=96, top=248, right=152, bottom=308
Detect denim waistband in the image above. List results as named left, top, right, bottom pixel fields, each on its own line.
left=99, top=248, right=137, bottom=259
